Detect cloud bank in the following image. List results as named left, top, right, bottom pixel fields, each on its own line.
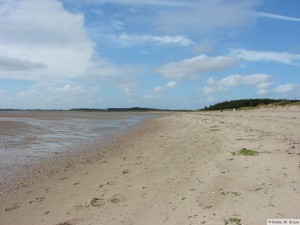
left=114, top=33, right=194, bottom=47
left=203, top=74, right=274, bottom=97
left=0, top=0, right=93, bottom=81
left=156, top=55, right=237, bottom=80
left=229, top=49, right=300, bottom=65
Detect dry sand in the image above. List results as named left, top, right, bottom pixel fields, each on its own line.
left=0, top=107, right=299, bottom=225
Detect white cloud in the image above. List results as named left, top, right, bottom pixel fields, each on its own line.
left=72, top=0, right=260, bottom=49
left=203, top=74, right=274, bottom=96
left=259, top=12, right=300, bottom=22
left=273, top=84, right=300, bottom=94
left=0, top=56, right=46, bottom=72
left=15, top=82, right=102, bottom=109
left=151, top=81, right=177, bottom=94
left=203, top=85, right=227, bottom=95
left=18, top=83, right=89, bottom=99
left=166, top=81, right=177, bottom=88
left=144, top=81, right=177, bottom=100
left=115, top=33, right=194, bottom=47
left=86, top=58, right=140, bottom=95
left=152, top=86, right=163, bottom=94
left=215, top=74, right=272, bottom=87
left=229, top=49, right=300, bottom=65
left=48, top=84, right=87, bottom=95
left=18, top=89, right=45, bottom=100
left=156, top=55, right=237, bottom=80
left=0, top=0, right=93, bottom=81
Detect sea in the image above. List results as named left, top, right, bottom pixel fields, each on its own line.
left=0, top=110, right=159, bottom=193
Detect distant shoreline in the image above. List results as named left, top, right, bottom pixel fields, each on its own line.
left=1, top=98, right=299, bottom=112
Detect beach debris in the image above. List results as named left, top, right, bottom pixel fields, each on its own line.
left=122, top=169, right=130, bottom=175
left=89, top=197, right=105, bottom=207
left=5, top=203, right=19, bottom=211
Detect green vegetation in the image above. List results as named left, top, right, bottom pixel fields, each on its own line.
left=220, top=191, right=240, bottom=196
left=70, top=107, right=195, bottom=112
left=203, top=99, right=299, bottom=111
left=232, top=148, right=259, bottom=156
left=70, top=107, right=164, bottom=112
left=225, top=218, right=242, bottom=225
left=211, top=129, right=220, bottom=131
left=2, top=98, right=299, bottom=112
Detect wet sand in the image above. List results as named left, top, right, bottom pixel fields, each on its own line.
left=0, top=107, right=299, bottom=225
left=0, top=111, right=158, bottom=195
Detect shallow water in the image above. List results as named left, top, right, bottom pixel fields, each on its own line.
left=0, top=111, right=157, bottom=190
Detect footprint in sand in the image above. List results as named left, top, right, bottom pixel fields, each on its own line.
left=29, top=196, right=45, bottom=204
left=89, top=197, right=106, bottom=207
left=56, top=223, right=73, bottom=225
left=99, top=181, right=117, bottom=188
left=108, top=194, right=126, bottom=203
left=5, top=203, right=19, bottom=211
left=55, top=219, right=82, bottom=225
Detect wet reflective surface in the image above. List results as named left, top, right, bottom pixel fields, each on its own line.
left=0, top=111, right=156, bottom=190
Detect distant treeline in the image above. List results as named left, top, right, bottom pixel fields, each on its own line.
left=70, top=107, right=170, bottom=112
left=204, top=99, right=300, bottom=111
left=0, top=107, right=176, bottom=112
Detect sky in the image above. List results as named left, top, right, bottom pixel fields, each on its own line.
left=0, top=0, right=300, bottom=110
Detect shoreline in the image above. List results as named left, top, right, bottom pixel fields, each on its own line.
left=0, top=112, right=165, bottom=196
left=0, top=108, right=299, bottom=225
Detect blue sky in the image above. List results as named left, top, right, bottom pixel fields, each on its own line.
left=0, top=0, right=299, bottom=109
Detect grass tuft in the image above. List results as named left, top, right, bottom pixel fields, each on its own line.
left=225, top=218, right=242, bottom=225
left=232, top=148, right=259, bottom=156
left=229, top=218, right=242, bottom=225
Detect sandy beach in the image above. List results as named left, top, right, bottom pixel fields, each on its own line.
left=0, top=107, right=299, bottom=225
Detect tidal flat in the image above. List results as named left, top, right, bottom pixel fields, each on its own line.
left=0, top=110, right=159, bottom=194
